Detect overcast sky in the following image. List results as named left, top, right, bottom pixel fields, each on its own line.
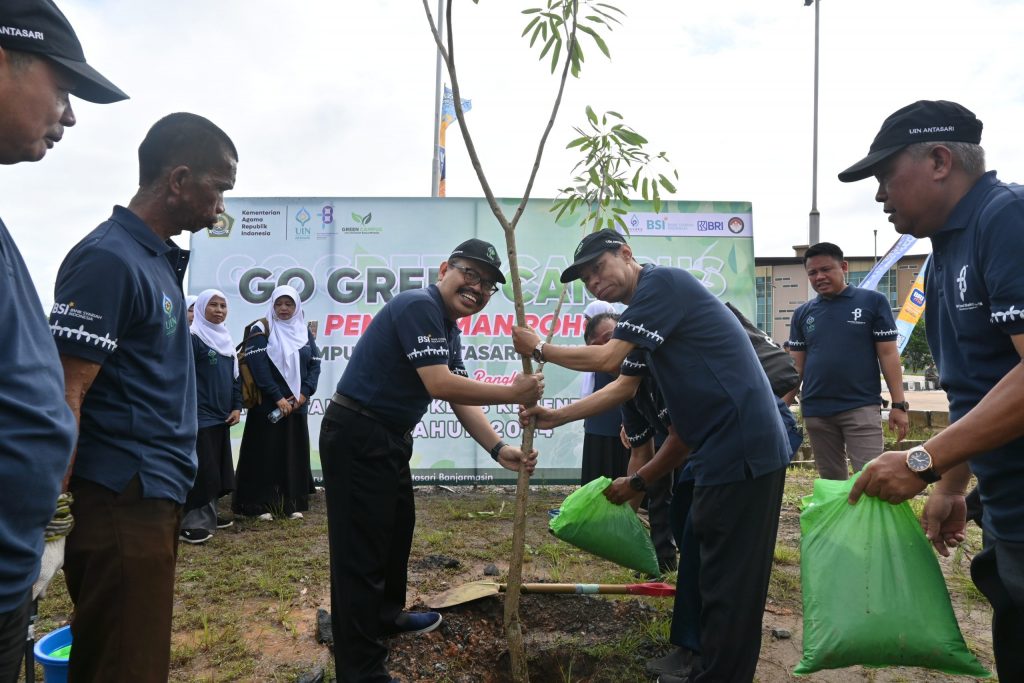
left=4, top=0, right=1023, bottom=305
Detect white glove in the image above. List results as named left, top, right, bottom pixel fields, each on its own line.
left=32, top=536, right=65, bottom=600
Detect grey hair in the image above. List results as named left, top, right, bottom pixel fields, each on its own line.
left=906, top=141, right=986, bottom=177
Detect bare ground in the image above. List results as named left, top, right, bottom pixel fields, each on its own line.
left=27, top=468, right=995, bottom=682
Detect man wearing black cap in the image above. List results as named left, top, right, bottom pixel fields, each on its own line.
left=0, top=1, right=125, bottom=680
left=513, top=229, right=792, bottom=682
left=319, top=239, right=544, bottom=683
left=843, top=100, right=1024, bottom=680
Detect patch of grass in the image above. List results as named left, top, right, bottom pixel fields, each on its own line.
left=773, top=543, right=800, bottom=565
left=767, top=565, right=801, bottom=604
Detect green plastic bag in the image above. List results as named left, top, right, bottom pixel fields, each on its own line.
left=549, top=477, right=659, bottom=577
left=795, top=474, right=990, bottom=677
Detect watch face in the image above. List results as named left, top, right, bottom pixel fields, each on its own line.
left=907, top=449, right=931, bottom=472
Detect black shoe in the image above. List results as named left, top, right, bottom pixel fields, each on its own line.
left=216, top=516, right=234, bottom=529
left=646, top=646, right=698, bottom=676
left=657, top=675, right=691, bottom=683
left=180, top=528, right=213, bottom=545
left=392, top=611, right=442, bottom=635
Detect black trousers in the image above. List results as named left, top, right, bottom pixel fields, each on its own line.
left=320, top=402, right=415, bottom=683
left=0, top=591, right=30, bottom=683
left=690, top=466, right=786, bottom=683
left=971, top=534, right=1024, bottom=681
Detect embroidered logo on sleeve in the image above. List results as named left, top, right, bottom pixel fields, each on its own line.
left=50, top=323, right=118, bottom=352
left=873, top=328, right=899, bottom=337
left=615, top=320, right=665, bottom=344
left=407, top=346, right=449, bottom=361
left=621, top=357, right=647, bottom=372
left=991, top=306, right=1024, bottom=324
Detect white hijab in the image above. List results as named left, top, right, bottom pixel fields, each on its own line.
left=190, top=289, right=238, bottom=378
left=266, top=285, right=307, bottom=399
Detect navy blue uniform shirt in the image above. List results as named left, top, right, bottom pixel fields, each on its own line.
left=0, top=218, right=76, bottom=613
left=242, top=325, right=321, bottom=415
left=613, top=265, right=790, bottom=486
left=50, top=206, right=197, bottom=504
left=192, top=335, right=243, bottom=429
left=583, top=371, right=624, bottom=437
left=337, top=284, right=467, bottom=431
left=789, top=286, right=897, bottom=417
left=927, top=171, right=1024, bottom=541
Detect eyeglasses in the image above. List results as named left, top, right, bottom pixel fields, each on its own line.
left=450, top=263, right=500, bottom=294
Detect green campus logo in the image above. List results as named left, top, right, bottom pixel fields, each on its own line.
left=351, top=212, right=373, bottom=225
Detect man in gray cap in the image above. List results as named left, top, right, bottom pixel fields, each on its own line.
left=844, top=100, right=1024, bottom=680
left=0, top=1, right=126, bottom=680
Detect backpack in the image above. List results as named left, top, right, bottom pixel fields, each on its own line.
left=725, top=302, right=800, bottom=398
left=236, top=317, right=269, bottom=409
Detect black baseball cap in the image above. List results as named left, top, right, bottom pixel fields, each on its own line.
left=838, top=100, right=982, bottom=182
left=449, top=238, right=506, bottom=284
left=560, top=229, right=628, bottom=283
left=0, top=0, right=128, bottom=103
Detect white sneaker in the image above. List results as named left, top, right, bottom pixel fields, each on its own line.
left=257, top=513, right=273, bottom=521
left=288, top=512, right=304, bottom=520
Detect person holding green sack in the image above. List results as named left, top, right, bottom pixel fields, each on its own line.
left=514, top=229, right=792, bottom=683
left=841, top=100, right=1024, bottom=681
left=798, top=473, right=989, bottom=677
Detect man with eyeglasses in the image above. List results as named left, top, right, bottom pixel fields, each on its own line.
left=319, top=238, right=544, bottom=683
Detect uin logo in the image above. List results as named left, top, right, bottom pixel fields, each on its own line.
left=294, top=207, right=312, bottom=240
left=486, top=245, right=498, bottom=262
left=850, top=308, right=863, bottom=322
left=956, top=265, right=968, bottom=302
left=805, top=315, right=815, bottom=333
left=162, top=293, right=177, bottom=336
left=208, top=212, right=233, bottom=237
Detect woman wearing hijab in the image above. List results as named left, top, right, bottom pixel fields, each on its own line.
left=185, top=294, right=198, bottom=325
left=233, top=285, right=321, bottom=520
left=181, top=289, right=241, bottom=544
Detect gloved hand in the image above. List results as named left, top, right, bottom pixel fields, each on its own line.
left=32, top=492, right=74, bottom=600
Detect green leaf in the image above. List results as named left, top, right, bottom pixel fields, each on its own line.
left=566, top=135, right=589, bottom=149
left=641, top=177, right=649, bottom=199
left=351, top=212, right=362, bottom=223
left=552, top=37, right=563, bottom=73
left=586, top=105, right=598, bottom=125
left=615, top=128, right=648, bottom=146
left=539, top=34, right=558, bottom=60
left=522, top=7, right=542, bottom=14
left=578, top=25, right=610, bottom=58
left=659, top=174, right=677, bottom=193
left=522, top=16, right=540, bottom=38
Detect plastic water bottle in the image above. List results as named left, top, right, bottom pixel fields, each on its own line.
left=267, top=408, right=284, bottom=424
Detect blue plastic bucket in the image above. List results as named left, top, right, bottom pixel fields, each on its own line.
left=34, top=625, right=71, bottom=683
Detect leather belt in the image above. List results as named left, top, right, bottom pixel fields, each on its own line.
left=330, top=393, right=411, bottom=436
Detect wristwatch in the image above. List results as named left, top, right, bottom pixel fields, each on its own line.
left=905, top=445, right=941, bottom=483
left=628, top=472, right=647, bottom=492
left=489, top=440, right=507, bottom=462
left=890, top=401, right=910, bottom=411
left=532, top=340, right=546, bottom=363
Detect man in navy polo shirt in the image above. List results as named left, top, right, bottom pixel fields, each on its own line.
left=0, top=1, right=127, bottom=679
left=513, top=229, right=791, bottom=683
left=50, top=113, right=236, bottom=682
left=788, top=241, right=909, bottom=480
left=320, top=238, right=544, bottom=683
left=844, top=100, right=1024, bottom=681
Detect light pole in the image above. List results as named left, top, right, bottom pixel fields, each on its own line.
left=430, top=0, right=445, bottom=197
left=806, top=0, right=820, bottom=246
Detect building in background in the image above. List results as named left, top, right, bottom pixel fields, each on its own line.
left=754, top=247, right=927, bottom=341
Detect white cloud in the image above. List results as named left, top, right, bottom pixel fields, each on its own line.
left=4, top=0, right=1023, bottom=305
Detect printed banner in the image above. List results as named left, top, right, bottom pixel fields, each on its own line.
left=860, top=233, right=917, bottom=292
left=895, top=254, right=929, bottom=355
left=192, top=197, right=757, bottom=484
left=438, top=85, right=471, bottom=197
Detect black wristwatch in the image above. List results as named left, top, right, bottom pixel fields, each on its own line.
left=890, top=401, right=910, bottom=411
left=489, top=440, right=507, bottom=462
left=905, top=445, right=941, bottom=484
left=628, top=472, right=647, bottom=492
